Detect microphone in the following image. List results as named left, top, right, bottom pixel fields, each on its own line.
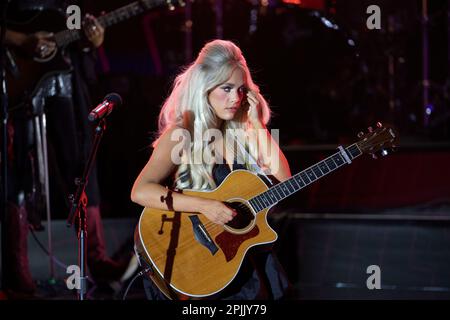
left=88, top=93, right=122, bottom=122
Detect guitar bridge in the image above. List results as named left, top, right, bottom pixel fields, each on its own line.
left=189, top=215, right=218, bottom=256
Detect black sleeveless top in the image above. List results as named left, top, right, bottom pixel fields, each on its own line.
left=143, top=162, right=291, bottom=300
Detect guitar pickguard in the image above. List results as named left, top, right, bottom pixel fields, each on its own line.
left=215, top=226, right=260, bottom=262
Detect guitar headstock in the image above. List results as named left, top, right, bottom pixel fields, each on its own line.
left=356, top=122, right=399, bottom=159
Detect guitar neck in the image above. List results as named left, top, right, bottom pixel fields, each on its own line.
left=248, top=143, right=362, bottom=213
left=54, top=0, right=170, bottom=47
left=98, top=0, right=169, bottom=28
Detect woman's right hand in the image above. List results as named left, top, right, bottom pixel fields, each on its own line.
left=198, top=198, right=237, bottom=225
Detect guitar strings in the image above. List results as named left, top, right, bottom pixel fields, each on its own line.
left=201, top=202, right=259, bottom=229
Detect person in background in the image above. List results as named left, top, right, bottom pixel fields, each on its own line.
left=2, top=1, right=129, bottom=297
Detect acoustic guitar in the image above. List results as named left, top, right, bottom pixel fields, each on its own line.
left=135, top=123, right=399, bottom=299
left=6, top=0, right=186, bottom=110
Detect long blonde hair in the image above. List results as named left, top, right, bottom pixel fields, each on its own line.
left=154, top=39, right=271, bottom=190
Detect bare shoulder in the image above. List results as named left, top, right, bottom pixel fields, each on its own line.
left=137, top=126, right=188, bottom=184
left=154, top=125, right=189, bottom=150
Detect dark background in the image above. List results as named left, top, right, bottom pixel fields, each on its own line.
left=22, top=0, right=450, bottom=299
left=77, top=0, right=450, bottom=219
left=80, top=0, right=450, bottom=299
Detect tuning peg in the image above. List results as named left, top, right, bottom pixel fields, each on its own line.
left=376, top=122, right=383, bottom=128
left=357, top=131, right=364, bottom=138
left=367, top=126, right=373, bottom=133
left=371, top=153, right=378, bottom=160
left=178, top=0, right=186, bottom=6
left=380, top=149, right=389, bottom=157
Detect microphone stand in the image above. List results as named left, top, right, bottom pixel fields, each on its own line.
left=66, top=118, right=106, bottom=300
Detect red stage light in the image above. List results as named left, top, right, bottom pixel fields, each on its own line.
left=282, top=0, right=325, bottom=10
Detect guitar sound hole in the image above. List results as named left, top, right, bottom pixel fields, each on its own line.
left=225, top=202, right=255, bottom=230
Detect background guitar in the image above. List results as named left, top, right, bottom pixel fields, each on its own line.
left=5, top=0, right=186, bottom=111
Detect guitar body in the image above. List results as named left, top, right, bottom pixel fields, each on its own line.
left=6, top=10, right=75, bottom=109
left=135, top=123, right=398, bottom=299
left=135, top=170, right=278, bottom=299
left=7, top=51, right=72, bottom=109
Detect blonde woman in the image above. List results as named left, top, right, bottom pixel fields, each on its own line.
left=132, top=39, right=292, bottom=299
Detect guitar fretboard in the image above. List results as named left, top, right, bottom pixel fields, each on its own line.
left=54, top=0, right=170, bottom=47
left=248, top=143, right=362, bottom=213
